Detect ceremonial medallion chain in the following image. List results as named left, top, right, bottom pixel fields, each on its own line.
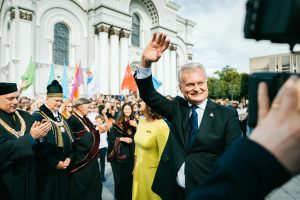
left=0, top=111, right=26, bottom=138
left=38, top=111, right=65, bottom=132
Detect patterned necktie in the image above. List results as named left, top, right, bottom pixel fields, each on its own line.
left=188, top=104, right=198, bottom=147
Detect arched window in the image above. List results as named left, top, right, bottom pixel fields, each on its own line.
left=53, top=23, right=69, bottom=65
left=131, top=13, right=140, bottom=47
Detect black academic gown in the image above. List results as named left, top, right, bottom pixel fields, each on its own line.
left=107, top=120, right=136, bottom=200
left=0, top=109, right=37, bottom=200
left=32, top=104, right=73, bottom=200
left=67, top=112, right=102, bottom=200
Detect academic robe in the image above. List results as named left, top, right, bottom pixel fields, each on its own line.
left=0, top=109, right=37, bottom=200
left=32, top=104, right=73, bottom=200
left=67, top=112, right=102, bottom=200
left=108, top=120, right=136, bottom=200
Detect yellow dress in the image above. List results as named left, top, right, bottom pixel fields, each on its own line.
left=132, top=118, right=170, bottom=200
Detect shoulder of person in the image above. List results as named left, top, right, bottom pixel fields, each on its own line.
left=213, top=102, right=238, bottom=115
left=66, top=115, right=77, bottom=123
left=175, top=96, right=188, bottom=107
left=157, top=119, right=170, bottom=131
left=18, top=109, right=34, bottom=119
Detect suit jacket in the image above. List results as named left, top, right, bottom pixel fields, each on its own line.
left=187, top=138, right=291, bottom=200
left=135, top=75, right=242, bottom=199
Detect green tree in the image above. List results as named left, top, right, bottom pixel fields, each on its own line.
left=207, top=77, right=222, bottom=99
left=214, top=66, right=241, bottom=100
left=240, top=73, right=249, bottom=99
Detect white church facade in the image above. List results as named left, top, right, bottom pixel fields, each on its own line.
left=0, top=0, right=195, bottom=96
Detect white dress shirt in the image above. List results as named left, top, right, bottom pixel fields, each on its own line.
left=176, top=99, right=207, bottom=188
left=135, top=66, right=208, bottom=188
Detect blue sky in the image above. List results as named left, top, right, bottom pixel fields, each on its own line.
left=174, top=0, right=300, bottom=76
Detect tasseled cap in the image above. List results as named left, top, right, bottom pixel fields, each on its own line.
left=0, top=82, right=18, bottom=95
left=47, top=80, right=63, bottom=98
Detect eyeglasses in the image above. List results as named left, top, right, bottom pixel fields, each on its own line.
left=67, top=105, right=73, bottom=108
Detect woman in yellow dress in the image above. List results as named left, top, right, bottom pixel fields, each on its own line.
left=132, top=101, right=170, bottom=200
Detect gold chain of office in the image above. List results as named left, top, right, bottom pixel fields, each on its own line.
left=0, top=111, right=26, bottom=138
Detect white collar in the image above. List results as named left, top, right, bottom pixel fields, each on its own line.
left=188, top=98, right=208, bottom=110
left=45, top=103, right=59, bottom=117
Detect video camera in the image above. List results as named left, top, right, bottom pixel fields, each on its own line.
left=244, top=0, right=300, bottom=130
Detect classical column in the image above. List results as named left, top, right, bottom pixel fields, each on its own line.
left=9, top=8, right=17, bottom=82
left=109, top=27, right=121, bottom=95
left=18, top=9, right=34, bottom=84
left=96, top=23, right=110, bottom=94
left=170, top=44, right=177, bottom=96
left=163, top=48, right=170, bottom=95
left=155, top=56, right=164, bottom=93
left=119, top=30, right=130, bottom=89
left=94, top=33, right=99, bottom=87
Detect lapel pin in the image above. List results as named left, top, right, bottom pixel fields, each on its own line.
left=210, top=113, right=214, bottom=117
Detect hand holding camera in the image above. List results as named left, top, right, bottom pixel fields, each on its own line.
left=250, top=76, right=300, bottom=174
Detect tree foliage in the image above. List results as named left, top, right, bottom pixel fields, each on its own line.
left=207, top=66, right=248, bottom=100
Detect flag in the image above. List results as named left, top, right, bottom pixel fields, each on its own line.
left=87, top=70, right=93, bottom=84
left=21, top=57, right=36, bottom=90
left=87, top=63, right=101, bottom=98
left=71, top=64, right=84, bottom=99
left=86, top=69, right=94, bottom=98
left=47, top=63, right=55, bottom=85
left=62, top=63, right=69, bottom=98
left=77, top=64, right=84, bottom=86
left=152, top=75, right=162, bottom=90
left=121, top=63, right=137, bottom=92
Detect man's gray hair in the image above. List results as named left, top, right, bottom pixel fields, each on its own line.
left=74, top=98, right=92, bottom=108
left=177, top=62, right=207, bottom=84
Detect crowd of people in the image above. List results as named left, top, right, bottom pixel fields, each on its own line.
left=2, top=32, right=300, bottom=200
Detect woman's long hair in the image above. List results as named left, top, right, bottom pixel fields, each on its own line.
left=117, top=103, right=133, bottom=123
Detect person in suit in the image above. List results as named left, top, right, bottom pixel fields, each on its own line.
left=134, top=32, right=242, bottom=199
left=0, top=82, right=51, bottom=200
left=187, top=76, right=300, bottom=200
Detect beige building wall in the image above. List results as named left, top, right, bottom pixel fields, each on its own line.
left=249, top=52, right=300, bottom=74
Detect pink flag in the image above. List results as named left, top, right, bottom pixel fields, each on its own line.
left=71, top=64, right=84, bottom=99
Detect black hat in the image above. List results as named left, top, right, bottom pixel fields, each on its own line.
left=47, top=80, right=63, bottom=97
left=0, top=82, right=18, bottom=95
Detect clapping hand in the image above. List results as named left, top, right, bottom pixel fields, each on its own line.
left=129, top=120, right=137, bottom=127
left=30, top=120, right=52, bottom=139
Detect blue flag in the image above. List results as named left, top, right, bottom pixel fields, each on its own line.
left=62, top=63, right=69, bottom=98
left=47, top=63, right=55, bottom=85
left=152, top=75, right=162, bottom=90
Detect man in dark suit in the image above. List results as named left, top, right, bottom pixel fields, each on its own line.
left=134, top=32, right=242, bottom=199
left=187, top=77, right=300, bottom=200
